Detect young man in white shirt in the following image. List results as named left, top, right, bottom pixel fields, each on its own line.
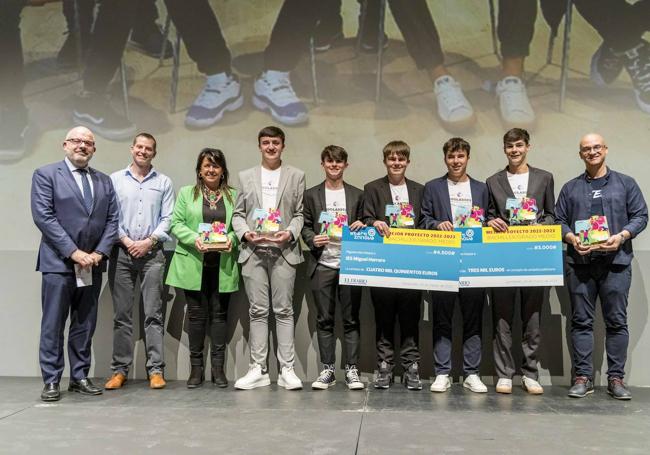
left=232, top=126, right=306, bottom=390
left=420, top=137, right=489, bottom=393
left=486, top=128, right=555, bottom=395
left=362, top=141, right=424, bottom=390
left=302, top=145, right=365, bottom=390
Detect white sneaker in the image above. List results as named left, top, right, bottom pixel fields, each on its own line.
left=463, top=374, right=488, bottom=393
left=234, top=364, right=270, bottom=390
left=495, top=76, right=535, bottom=128
left=278, top=366, right=303, bottom=390
left=522, top=376, right=544, bottom=395
left=495, top=378, right=513, bottom=394
left=430, top=374, right=451, bottom=393
left=433, top=75, right=476, bottom=131
left=185, top=72, right=243, bottom=128
left=253, top=70, right=308, bottom=125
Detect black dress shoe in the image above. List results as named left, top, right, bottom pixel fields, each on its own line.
left=68, top=378, right=103, bottom=396
left=608, top=377, right=632, bottom=400
left=41, top=383, right=61, bottom=402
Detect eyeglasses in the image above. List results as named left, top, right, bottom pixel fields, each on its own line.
left=66, top=138, right=95, bottom=147
left=580, top=144, right=605, bottom=153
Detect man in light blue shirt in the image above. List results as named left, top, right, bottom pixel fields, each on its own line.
left=106, top=132, right=174, bottom=390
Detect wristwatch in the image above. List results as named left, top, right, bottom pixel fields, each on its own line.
left=149, top=235, right=159, bottom=248
left=618, top=233, right=626, bottom=245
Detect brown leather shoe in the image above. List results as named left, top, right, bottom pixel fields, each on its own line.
left=149, top=373, right=166, bottom=389
left=105, top=372, right=127, bottom=390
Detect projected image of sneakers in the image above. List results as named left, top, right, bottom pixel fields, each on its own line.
left=433, top=75, right=476, bottom=132
left=590, top=42, right=624, bottom=86
left=253, top=70, right=308, bottom=125
left=185, top=72, right=243, bottom=129
left=496, top=76, right=535, bottom=129
left=622, top=40, right=650, bottom=114
left=73, top=93, right=136, bottom=141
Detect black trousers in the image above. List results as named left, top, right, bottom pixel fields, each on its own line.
left=183, top=265, right=231, bottom=367
left=431, top=288, right=485, bottom=376
left=497, top=0, right=537, bottom=58
left=83, top=0, right=231, bottom=94
left=491, top=286, right=544, bottom=380
left=566, top=262, right=631, bottom=380
left=574, top=0, right=649, bottom=52
left=264, top=0, right=444, bottom=71
left=0, top=0, right=26, bottom=110
left=311, top=264, right=362, bottom=366
left=370, top=287, right=421, bottom=370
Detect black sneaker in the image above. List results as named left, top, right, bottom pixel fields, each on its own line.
left=313, top=14, right=344, bottom=53
left=374, top=361, right=393, bottom=389
left=622, top=40, right=650, bottom=114
left=73, top=93, right=137, bottom=141
left=357, top=5, right=388, bottom=54
left=128, top=23, right=173, bottom=60
left=311, top=365, right=336, bottom=390
left=607, top=377, right=632, bottom=400
left=404, top=362, right=422, bottom=391
left=345, top=364, right=365, bottom=390
left=568, top=376, right=594, bottom=398
left=590, top=42, right=624, bottom=86
left=0, top=107, right=28, bottom=161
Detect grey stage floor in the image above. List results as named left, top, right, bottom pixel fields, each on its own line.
left=1, top=378, right=649, bottom=454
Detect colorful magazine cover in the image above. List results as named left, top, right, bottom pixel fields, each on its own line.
left=253, top=208, right=282, bottom=233
left=198, top=222, right=227, bottom=243
left=386, top=203, right=415, bottom=227
left=575, top=215, right=610, bottom=245
left=454, top=205, right=485, bottom=228
left=318, top=211, right=348, bottom=239
left=505, top=197, right=538, bottom=225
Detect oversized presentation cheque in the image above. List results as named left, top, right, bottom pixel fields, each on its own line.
left=339, top=227, right=461, bottom=292
left=457, top=225, right=564, bottom=288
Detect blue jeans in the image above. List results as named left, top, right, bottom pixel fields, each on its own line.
left=567, top=261, right=631, bottom=380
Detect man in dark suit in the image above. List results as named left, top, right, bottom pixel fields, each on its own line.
left=302, top=145, right=365, bottom=391
left=31, top=126, right=119, bottom=401
left=420, top=137, right=489, bottom=394
left=486, top=128, right=555, bottom=395
left=362, top=140, right=424, bottom=390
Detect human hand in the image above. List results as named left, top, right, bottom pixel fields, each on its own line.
left=437, top=221, right=454, bottom=231
left=373, top=220, right=390, bottom=237
left=487, top=218, right=508, bottom=232
left=313, top=234, right=330, bottom=247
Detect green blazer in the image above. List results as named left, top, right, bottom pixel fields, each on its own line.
left=165, top=185, right=240, bottom=292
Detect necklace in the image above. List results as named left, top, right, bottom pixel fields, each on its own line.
left=203, top=185, right=221, bottom=210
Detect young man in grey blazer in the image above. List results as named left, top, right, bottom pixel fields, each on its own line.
left=232, top=126, right=306, bottom=390
left=302, top=145, right=365, bottom=390
left=486, top=128, right=555, bottom=395
left=362, top=140, right=424, bottom=390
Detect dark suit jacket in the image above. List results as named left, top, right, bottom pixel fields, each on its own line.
left=31, top=160, right=119, bottom=273
left=486, top=165, right=555, bottom=225
left=420, top=174, right=489, bottom=229
left=362, top=176, right=424, bottom=227
left=302, top=181, right=363, bottom=277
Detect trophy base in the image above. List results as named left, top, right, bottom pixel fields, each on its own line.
left=204, top=243, right=230, bottom=251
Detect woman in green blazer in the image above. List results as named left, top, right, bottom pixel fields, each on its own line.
left=166, top=148, right=239, bottom=388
